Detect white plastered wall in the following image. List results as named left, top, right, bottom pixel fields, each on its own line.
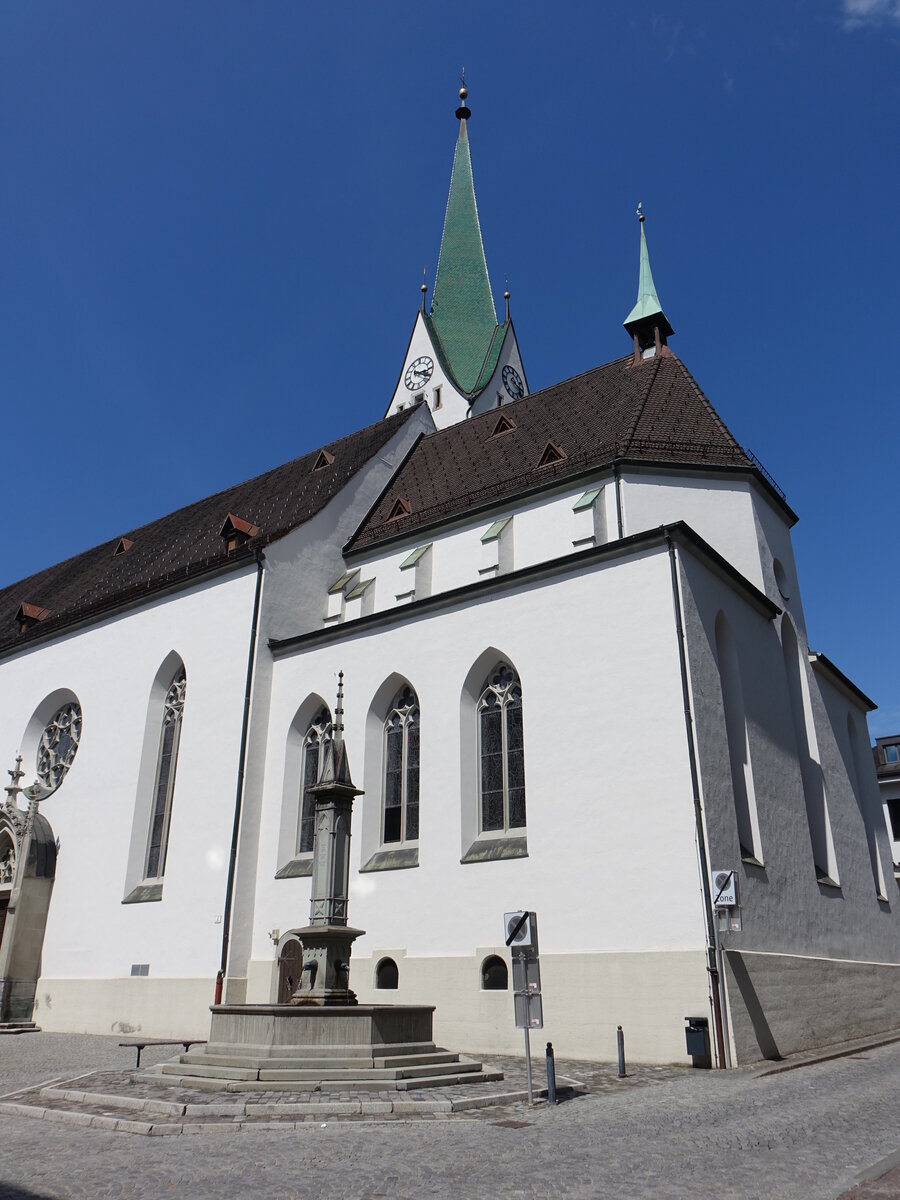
left=0, top=567, right=259, bottom=1036
left=251, top=546, right=711, bottom=1062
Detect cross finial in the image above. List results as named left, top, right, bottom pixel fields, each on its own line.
left=636, top=200, right=645, bottom=223
left=456, top=69, right=471, bottom=120
left=421, top=266, right=428, bottom=312
left=504, top=275, right=511, bottom=321
left=7, top=755, right=24, bottom=788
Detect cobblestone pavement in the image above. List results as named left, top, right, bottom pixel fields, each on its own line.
left=3, top=1033, right=900, bottom=1198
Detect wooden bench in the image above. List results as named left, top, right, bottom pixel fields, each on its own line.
left=118, top=1037, right=207, bottom=1068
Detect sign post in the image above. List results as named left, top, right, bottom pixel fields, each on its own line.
left=504, top=911, right=542, bottom=1104
left=710, top=870, right=739, bottom=1069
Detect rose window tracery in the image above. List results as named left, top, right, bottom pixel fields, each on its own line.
left=36, top=702, right=83, bottom=790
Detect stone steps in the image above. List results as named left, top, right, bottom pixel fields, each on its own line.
left=154, top=1052, right=492, bottom=1088
left=147, top=1066, right=505, bottom=1093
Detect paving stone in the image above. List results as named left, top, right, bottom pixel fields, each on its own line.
left=4, top=1031, right=900, bottom=1197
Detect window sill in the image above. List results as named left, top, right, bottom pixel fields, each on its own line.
left=816, top=871, right=842, bottom=891
left=360, top=846, right=419, bottom=873
left=275, top=856, right=313, bottom=879
left=461, top=835, right=528, bottom=864
left=740, top=853, right=765, bottom=868
left=122, top=882, right=163, bottom=904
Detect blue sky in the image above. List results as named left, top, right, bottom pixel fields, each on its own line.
left=1, top=2, right=898, bottom=732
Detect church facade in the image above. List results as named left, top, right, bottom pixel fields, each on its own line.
left=0, top=87, right=896, bottom=1066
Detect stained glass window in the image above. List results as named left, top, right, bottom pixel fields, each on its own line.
left=382, top=687, right=419, bottom=844
left=477, top=664, right=526, bottom=834
left=297, top=709, right=332, bottom=854
left=145, top=669, right=186, bottom=879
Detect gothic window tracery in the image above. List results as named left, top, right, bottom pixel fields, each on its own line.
left=36, top=702, right=82, bottom=790
left=297, top=709, right=332, bottom=854
left=477, top=664, right=525, bottom=834
left=382, top=686, right=419, bottom=844
left=145, top=668, right=186, bottom=879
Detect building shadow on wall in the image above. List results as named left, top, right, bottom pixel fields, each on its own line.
left=725, top=949, right=783, bottom=1062
left=0, top=1184, right=61, bottom=1200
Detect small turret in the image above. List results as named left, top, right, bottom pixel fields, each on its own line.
left=624, top=203, right=674, bottom=365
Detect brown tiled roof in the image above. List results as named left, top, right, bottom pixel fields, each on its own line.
left=0, top=409, right=417, bottom=654
left=348, top=352, right=755, bottom=551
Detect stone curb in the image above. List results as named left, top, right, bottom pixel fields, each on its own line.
left=754, top=1032, right=900, bottom=1078
left=853, top=1145, right=900, bottom=1186
left=40, top=1086, right=186, bottom=1116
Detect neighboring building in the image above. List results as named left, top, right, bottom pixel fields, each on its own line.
left=873, top=736, right=900, bottom=873
left=0, top=86, right=896, bottom=1065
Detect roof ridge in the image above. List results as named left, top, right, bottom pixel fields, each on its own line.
left=622, top=354, right=663, bottom=451
left=664, top=353, right=747, bottom=455
left=0, top=407, right=417, bottom=602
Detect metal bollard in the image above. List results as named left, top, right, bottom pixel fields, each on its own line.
left=545, top=1041, right=558, bottom=1105
left=617, top=1025, right=626, bottom=1078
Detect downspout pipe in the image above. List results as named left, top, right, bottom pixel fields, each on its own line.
left=217, top=550, right=265, bottom=1000
left=666, top=533, right=728, bottom=1068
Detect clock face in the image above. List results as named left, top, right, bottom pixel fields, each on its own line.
left=404, top=355, right=434, bottom=391
left=502, top=365, right=524, bottom=400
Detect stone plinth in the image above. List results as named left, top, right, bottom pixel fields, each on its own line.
left=206, top=1003, right=436, bottom=1059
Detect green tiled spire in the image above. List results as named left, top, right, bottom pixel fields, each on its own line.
left=624, top=205, right=673, bottom=342
left=430, top=83, right=499, bottom=394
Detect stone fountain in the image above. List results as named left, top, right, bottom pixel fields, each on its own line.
left=152, top=675, right=501, bottom=1092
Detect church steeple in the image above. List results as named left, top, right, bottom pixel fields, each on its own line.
left=429, top=75, right=499, bottom=394
left=624, top=203, right=674, bottom=363
left=386, top=77, right=528, bottom=429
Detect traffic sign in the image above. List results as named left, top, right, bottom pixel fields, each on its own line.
left=712, top=869, right=737, bottom=908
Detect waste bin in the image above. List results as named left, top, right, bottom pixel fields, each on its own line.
left=685, top=1016, right=711, bottom=1069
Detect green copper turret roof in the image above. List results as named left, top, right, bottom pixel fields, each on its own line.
left=430, top=97, right=499, bottom=394
left=624, top=215, right=673, bottom=338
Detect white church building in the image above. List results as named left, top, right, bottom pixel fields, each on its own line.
left=1, top=85, right=897, bottom=1067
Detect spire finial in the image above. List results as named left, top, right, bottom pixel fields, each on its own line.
left=334, top=671, right=345, bottom=747
left=421, top=266, right=428, bottom=313
left=456, top=68, right=471, bottom=121
left=624, top=203, right=673, bottom=361
left=504, top=276, right=510, bottom=321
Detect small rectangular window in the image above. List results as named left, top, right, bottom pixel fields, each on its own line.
left=889, top=799, right=900, bottom=841
left=885, top=745, right=900, bottom=764
left=130, top=963, right=150, bottom=977
left=432, top=387, right=442, bottom=410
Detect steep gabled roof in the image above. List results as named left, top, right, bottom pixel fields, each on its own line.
left=0, top=408, right=419, bottom=653
left=348, top=352, right=759, bottom=551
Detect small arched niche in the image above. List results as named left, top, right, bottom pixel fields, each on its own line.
left=481, top=955, right=509, bottom=990
left=375, top=957, right=399, bottom=990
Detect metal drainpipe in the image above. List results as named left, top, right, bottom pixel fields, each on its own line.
left=217, top=551, right=265, bottom=1000
left=614, top=463, right=624, bottom=540
left=666, top=534, right=729, bottom=1069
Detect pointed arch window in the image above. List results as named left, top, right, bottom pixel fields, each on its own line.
left=478, top=664, right=526, bottom=833
left=297, top=708, right=333, bottom=854
left=145, top=667, right=186, bottom=879
left=383, top=687, right=419, bottom=844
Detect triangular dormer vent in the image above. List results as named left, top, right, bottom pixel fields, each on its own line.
left=536, top=441, right=567, bottom=468
left=114, top=537, right=134, bottom=556
left=220, top=513, right=260, bottom=553
left=313, top=448, right=335, bottom=472
left=387, top=497, right=412, bottom=521
left=16, top=602, right=50, bottom=635
left=489, top=414, right=516, bottom=439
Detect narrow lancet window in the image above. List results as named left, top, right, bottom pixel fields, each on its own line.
left=382, top=687, right=419, bottom=844
left=298, top=708, right=332, bottom=854
left=478, top=664, right=526, bottom=833
left=145, top=667, right=186, bottom=879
